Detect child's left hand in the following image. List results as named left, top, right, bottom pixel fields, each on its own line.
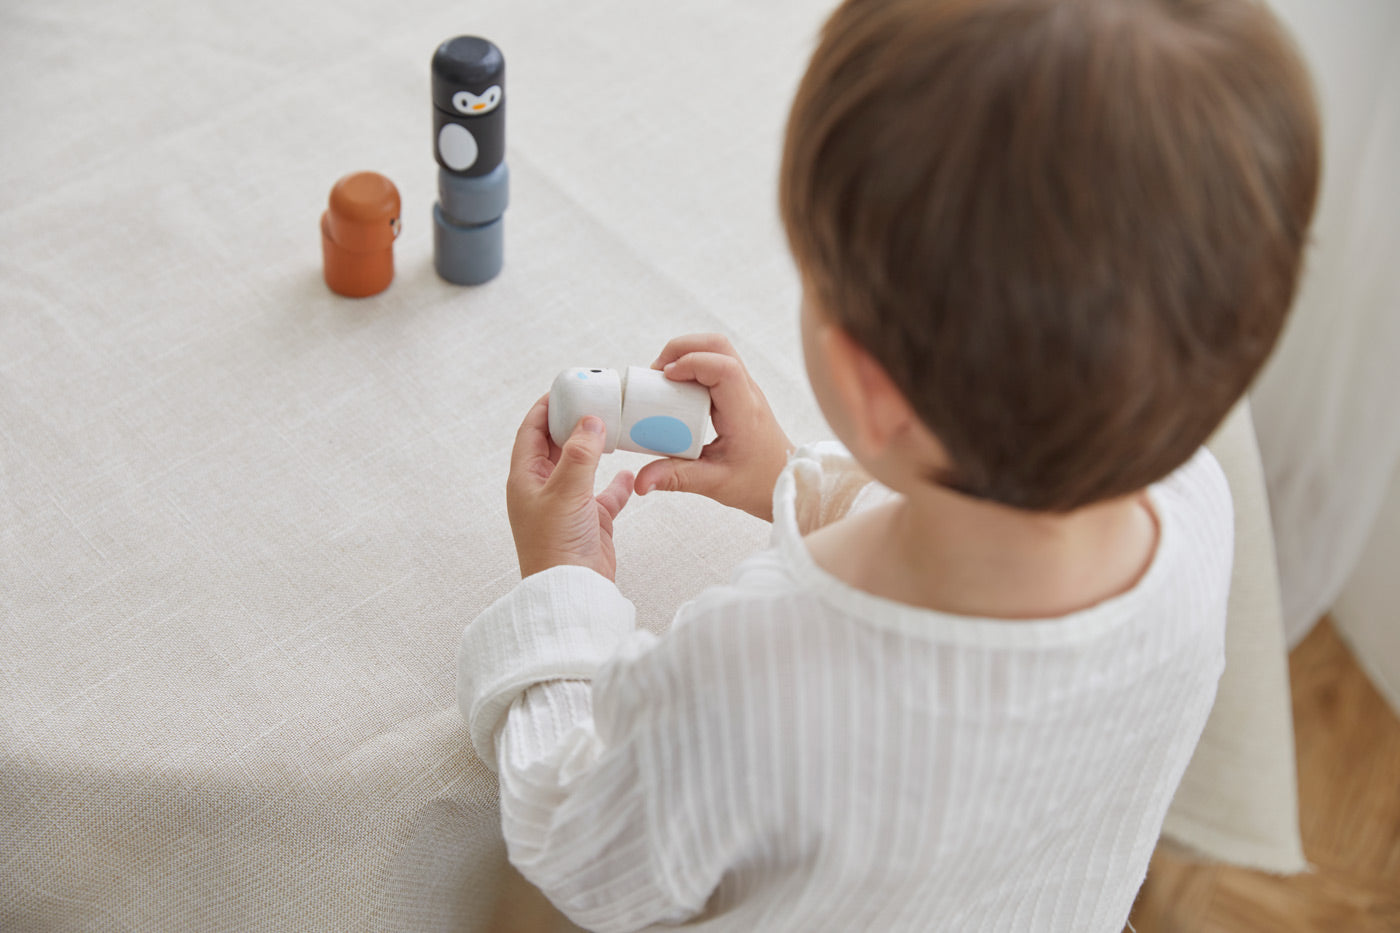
left=506, top=395, right=635, bottom=581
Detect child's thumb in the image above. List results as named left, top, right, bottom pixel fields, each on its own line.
left=550, top=416, right=607, bottom=496
left=634, top=456, right=716, bottom=499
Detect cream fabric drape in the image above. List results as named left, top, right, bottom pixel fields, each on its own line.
left=1252, top=2, right=1400, bottom=703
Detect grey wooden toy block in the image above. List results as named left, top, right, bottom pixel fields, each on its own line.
left=433, top=202, right=505, bottom=286
left=438, top=164, right=509, bottom=225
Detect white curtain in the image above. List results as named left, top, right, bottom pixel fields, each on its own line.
left=1251, top=2, right=1400, bottom=707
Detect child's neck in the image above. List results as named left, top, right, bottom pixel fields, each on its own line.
left=804, top=480, right=1160, bottom=620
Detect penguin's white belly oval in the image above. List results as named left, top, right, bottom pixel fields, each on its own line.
left=438, top=123, right=479, bottom=172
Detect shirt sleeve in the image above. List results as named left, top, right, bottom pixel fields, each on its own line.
left=458, top=565, right=637, bottom=770
left=458, top=567, right=710, bottom=931
left=786, top=441, right=889, bottom=535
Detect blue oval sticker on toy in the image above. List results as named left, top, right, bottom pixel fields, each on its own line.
left=629, top=416, right=693, bottom=455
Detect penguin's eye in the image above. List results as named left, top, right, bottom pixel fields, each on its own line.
left=453, top=86, right=502, bottom=115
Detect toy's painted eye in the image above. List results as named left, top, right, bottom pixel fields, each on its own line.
left=452, top=85, right=502, bottom=115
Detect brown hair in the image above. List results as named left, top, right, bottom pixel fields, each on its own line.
left=781, top=0, right=1320, bottom=510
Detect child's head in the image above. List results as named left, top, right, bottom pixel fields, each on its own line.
left=780, top=0, right=1320, bottom=511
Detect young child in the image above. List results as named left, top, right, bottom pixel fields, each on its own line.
left=459, top=0, right=1319, bottom=929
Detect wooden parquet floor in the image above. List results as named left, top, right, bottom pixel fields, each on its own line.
left=1129, top=617, right=1400, bottom=932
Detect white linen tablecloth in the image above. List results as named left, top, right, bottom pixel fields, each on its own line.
left=0, top=1, right=1305, bottom=930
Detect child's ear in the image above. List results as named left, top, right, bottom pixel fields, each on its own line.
left=819, top=325, right=917, bottom=455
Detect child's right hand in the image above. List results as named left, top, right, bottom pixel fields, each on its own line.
left=634, top=334, right=793, bottom=522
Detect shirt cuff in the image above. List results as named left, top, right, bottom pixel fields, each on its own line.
left=458, top=565, right=636, bottom=771
left=782, top=441, right=880, bottom=536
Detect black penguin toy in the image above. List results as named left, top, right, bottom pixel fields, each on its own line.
left=432, top=36, right=508, bottom=284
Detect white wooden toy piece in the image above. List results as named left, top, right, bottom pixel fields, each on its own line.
left=548, top=366, right=711, bottom=460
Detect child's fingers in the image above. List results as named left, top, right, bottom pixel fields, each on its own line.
left=509, top=394, right=556, bottom=482
left=651, top=333, right=740, bottom=370
left=547, top=416, right=607, bottom=499
left=634, top=456, right=723, bottom=500
left=595, top=470, right=635, bottom=521
left=662, top=351, right=752, bottom=421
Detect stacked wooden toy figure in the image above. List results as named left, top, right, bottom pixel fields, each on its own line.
left=431, top=36, right=508, bottom=285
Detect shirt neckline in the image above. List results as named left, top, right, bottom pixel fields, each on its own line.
left=771, top=452, right=1178, bottom=649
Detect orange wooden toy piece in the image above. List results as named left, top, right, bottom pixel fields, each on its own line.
left=321, top=172, right=401, bottom=297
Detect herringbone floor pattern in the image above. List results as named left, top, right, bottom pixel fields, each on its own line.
left=1129, top=618, right=1400, bottom=932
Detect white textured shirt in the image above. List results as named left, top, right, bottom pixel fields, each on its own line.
left=458, top=443, right=1231, bottom=932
